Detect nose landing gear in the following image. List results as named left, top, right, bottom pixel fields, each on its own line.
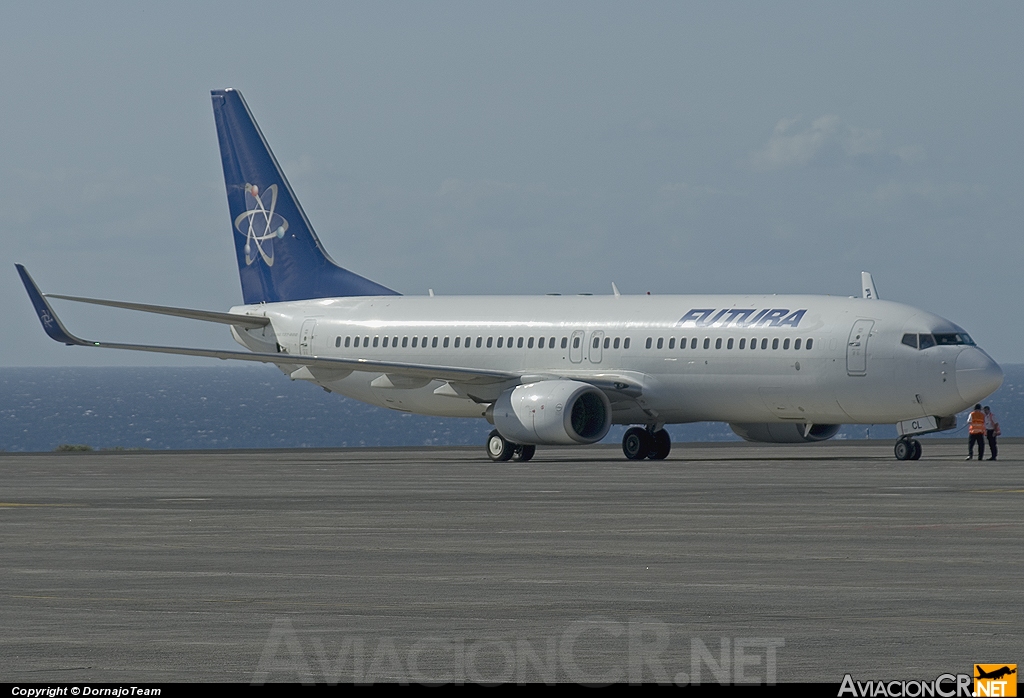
left=894, top=436, right=922, bottom=461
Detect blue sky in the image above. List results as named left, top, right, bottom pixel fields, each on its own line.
left=3, top=2, right=1021, bottom=365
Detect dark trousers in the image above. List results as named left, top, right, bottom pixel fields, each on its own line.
left=986, top=429, right=998, bottom=459
left=968, top=433, right=985, bottom=459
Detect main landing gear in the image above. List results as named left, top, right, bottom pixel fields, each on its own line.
left=622, top=426, right=671, bottom=461
left=486, top=430, right=536, bottom=462
left=894, top=436, right=922, bottom=461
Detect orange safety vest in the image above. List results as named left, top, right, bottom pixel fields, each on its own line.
left=968, top=410, right=986, bottom=435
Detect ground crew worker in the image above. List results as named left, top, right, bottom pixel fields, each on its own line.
left=983, top=406, right=999, bottom=461
left=967, top=404, right=986, bottom=460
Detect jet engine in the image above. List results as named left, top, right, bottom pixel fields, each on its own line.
left=487, top=380, right=612, bottom=445
left=729, top=423, right=841, bottom=443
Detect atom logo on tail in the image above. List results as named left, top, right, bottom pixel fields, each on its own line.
left=234, top=183, right=289, bottom=266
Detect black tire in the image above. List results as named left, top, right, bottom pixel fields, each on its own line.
left=648, top=429, right=671, bottom=460
left=894, top=439, right=912, bottom=461
left=910, top=439, right=922, bottom=460
left=487, top=430, right=514, bottom=462
left=514, top=445, right=536, bottom=462
left=622, top=427, right=651, bottom=460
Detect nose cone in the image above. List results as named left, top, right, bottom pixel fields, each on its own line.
left=955, top=348, right=1003, bottom=404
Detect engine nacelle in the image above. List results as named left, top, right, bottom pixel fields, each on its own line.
left=487, top=380, right=612, bottom=445
left=729, top=422, right=841, bottom=443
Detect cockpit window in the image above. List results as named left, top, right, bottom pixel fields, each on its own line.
left=901, top=333, right=918, bottom=349
left=916, top=332, right=976, bottom=349
left=933, top=333, right=976, bottom=346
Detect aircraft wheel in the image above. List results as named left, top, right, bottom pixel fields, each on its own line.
left=894, top=438, right=912, bottom=461
left=514, top=445, right=536, bottom=462
left=622, top=427, right=651, bottom=461
left=910, top=439, right=922, bottom=460
left=648, top=429, right=671, bottom=460
left=487, top=430, right=514, bottom=462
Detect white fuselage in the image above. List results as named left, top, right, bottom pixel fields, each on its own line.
left=227, top=293, right=1001, bottom=428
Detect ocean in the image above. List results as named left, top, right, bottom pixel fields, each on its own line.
left=1, top=364, right=1021, bottom=452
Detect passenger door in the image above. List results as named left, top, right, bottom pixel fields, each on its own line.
left=846, top=319, right=873, bottom=376
left=299, top=319, right=317, bottom=356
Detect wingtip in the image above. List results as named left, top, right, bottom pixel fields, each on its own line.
left=15, top=265, right=83, bottom=346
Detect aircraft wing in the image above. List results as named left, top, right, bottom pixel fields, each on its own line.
left=16, top=265, right=516, bottom=386
left=43, top=292, right=271, bottom=329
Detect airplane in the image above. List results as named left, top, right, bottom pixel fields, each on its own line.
left=975, top=666, right=1016, bottom=681
left=17, top=88, right=1004, bottom=462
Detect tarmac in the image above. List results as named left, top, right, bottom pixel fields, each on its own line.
left=1, top=439, right=1021, bottom=684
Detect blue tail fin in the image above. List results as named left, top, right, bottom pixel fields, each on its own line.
left=211, top=89, right=398, bottom=303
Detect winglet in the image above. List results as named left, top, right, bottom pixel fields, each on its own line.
left=861, top=271, right=879, bottom=300
left=15, top=264, right=87, bottom=346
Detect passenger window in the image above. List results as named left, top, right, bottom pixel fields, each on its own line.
left=794, top=338, right=801, bottom=350
left=402, top=336, right=408, bottom=348
left=497, top=337, right=504, bottom=348
left=412, top=336, right=419, bottom=348
left=507, top=336, right=513, bottom=348
left=783, top=338, right=790, bottom=350
left=919, top=334, right=936, bottom=350
left=646, top=338, right=653, bottom=349
left=593, top=336, right=600, bottom=349
left=739, top=338, right=746, bottom=349
left=539, top=337, right=546, bottom=349
left=761, top=338, right=768, bottom=350
left=454, top=336, right=461, bottom=348
left=392, top=336, right=398, bottom=347
left=372, top=336, right=378, bottom=348
left=345, top=336, right=351, bottom=348
left=476, top=337, right=482, bottom=348
left=714, top=338, right=721, bottom=349
left=806, top=338, right=813, bottom=350
left=727, top=338, right=734, bottom=349
left=466, top=336, right=471, bottom=348
left=487, top=337, right=493, bottom=348
left=669, top=338, right=675, bottom=349
left=573, top=337, right=580, bottom=349
left=562, top=337, right=568, bottom=349
left=690, top=338, right=697, bottom=349
left=528, top=337, right=535, bottom=349
left=613, top=338, right=620, bottom=349
left=335, top=336, right=341, bottom=348
left=443, top=336, right=449, bottom=348
left=703, top=338, right=710, bottom=350
left=657, top=338, right=664, bottom=349
left=604, top=337, right=610, bottom=349
left=430, top=337, right=437, bottom=348
left=624, top=338, right=631, bottom=349
left=518, top=337, right=524, bottom=348
left=772, top=338, right=779, bottom=350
